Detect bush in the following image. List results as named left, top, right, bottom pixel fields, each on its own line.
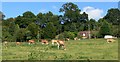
left=56, top=31, right=76, bottom=40
left=91, top=31, right=99, bottom=38
left=98, top=20, right=112, bottom=38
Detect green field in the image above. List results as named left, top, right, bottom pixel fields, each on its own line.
left=2, top=39, right=118, bottom=60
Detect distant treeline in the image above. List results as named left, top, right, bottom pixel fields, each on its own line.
left=1, top=2, right=120, bottom=42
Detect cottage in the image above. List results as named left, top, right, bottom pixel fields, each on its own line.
left=79, top=31, right=91, bottom=39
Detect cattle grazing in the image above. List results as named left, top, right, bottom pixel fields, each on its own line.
left=4, top=41, right=8, bottom=44
left=51, top=40, right=58, bottom=45
left=57, top=40, right=66, bottom=50
left=74, top=37, right=78, bottom=40
left=107, top=39, right=115, bottom=43
left=41, top=39, right=49, bottom=45
left=74, top=37, right=80, bottom=40
left=3, top=41, right=8, bottom=46
left=104, top=35, right=116, bottom=43
left=51, top=40, right=66, bottom=50
left=16, top=42, right=21, bottom=45
left=28, top=40, right=35, bottom=44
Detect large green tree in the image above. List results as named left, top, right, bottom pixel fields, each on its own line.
left=59, top=2, right=81, bottom=23
left=59, top=2, right=88, bottom=32
left=15, top=11, right=36, bottom=28
left=42, top=22, right=57, bottom=39
left=27, top=22, right=40, bottom=39
left=103, top=8, right=120, bottom=37
left=98, top=20, right=112, bottom=38
left=23, top=11, right=36, bottom=18
left=103, top=8, right=120, bottom=25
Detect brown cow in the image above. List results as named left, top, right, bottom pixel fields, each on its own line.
left=51, top=40, right=66, bottom=50
left=107, top=38, right=115, bottom=43
left=28, top=40, right=35, bottom=44
left=41, top=39, right=49, bottom=44
left=16, top=42, right=21, bottom=45
left=51, top=40, right=58, bottom=45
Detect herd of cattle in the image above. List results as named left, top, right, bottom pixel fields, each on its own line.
left=3, top=39, right=68, bottom=50
left=3, top=35, right=117, bottom=50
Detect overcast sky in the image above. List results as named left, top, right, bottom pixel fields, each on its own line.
left=2, top=2, right=118, bottom=21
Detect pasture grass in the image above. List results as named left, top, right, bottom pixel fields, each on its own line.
left=2, top=39, right=118, bottom=60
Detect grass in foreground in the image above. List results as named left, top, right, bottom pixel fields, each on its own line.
left=2, top=39, right=118, bottom=60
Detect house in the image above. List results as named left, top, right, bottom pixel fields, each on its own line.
left=78, top=31, right=98, bottom=39
left=78, top=31, right=91, bottom=39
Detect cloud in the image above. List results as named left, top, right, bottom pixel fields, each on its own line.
left=81, top=6, right=104, bottom=20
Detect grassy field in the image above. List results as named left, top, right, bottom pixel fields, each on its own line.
left=2, top=39, right=118, bottom=60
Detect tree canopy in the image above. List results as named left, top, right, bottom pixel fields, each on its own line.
left=2, top=2, right=120, bottom=42
left=103, top=8, right=120, bottom=25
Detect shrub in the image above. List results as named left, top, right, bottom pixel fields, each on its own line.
left=56, top=31, right=75, bottom=40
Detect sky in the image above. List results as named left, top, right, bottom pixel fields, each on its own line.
left=1, top=0, right=119, bottom=2
left=0, top=2, right=2, bottom=11
left=2, top=2, right=119, bottom=21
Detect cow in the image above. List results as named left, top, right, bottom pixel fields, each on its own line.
left=51, top=40, right=66, bottom=50
left=104, top=35, right=116, bottom=43
left=51, top=40, right=58, bottom=45
left=3, top=41, right=8, bottom=48
left=74, top=37, right=80, bottom=40
left=16, top=42, right=21, bottom=45
left=41, top=39, right=49, bottom=45
left=4, top=41, right=8, bottom=45
left=74, top=37, right=78, bottom=40
left=65, top=38, right=70, bottom=41
left=28, top=40, right=35, bottom=44
left=107, top=39, right=115, bottom=43
left=57, top=40, right=66, bottom=50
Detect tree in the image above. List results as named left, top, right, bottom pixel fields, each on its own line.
left=15, top=11, right=36, bottom=28
left=103, top=8, right=120, bottom=25
left=111, top=25, right=119, bottom=37
left=2, top=26, right=11, bottom=41
left=16, top=28, right=27, bottom=42
left=27, top=22, right=40, bottom=39
left=0, top=11, right=5, bottom=21
left=23, top=11, right=36, bottom=18
left=59, top=2, right=89, bottom=33
left=36, top=12, right=43, bottom=25
left=79, top=12, right=88, bottom=23
left=14, top=24, right=20, bottom=42
left=59, top=2, right=81, bottom=23
left=15, top=15, right=22, bottom=25
left=42, top=22, right=57, bottom=39
left=103, top=8, right=120, bottom=37
left=98, top=20, right=112, bottom=38
left=64, top=22, right=77, bottom=32
left=89, top=19, right=96, bottom=30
